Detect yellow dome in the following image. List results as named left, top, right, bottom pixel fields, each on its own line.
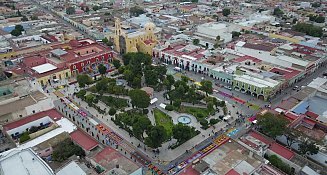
left=130, top=47, right=138, bottom=52
left=144, top=22, right=155, bottom=30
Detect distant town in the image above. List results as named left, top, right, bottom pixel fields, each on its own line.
left=0, top=0, right=326, bottom=175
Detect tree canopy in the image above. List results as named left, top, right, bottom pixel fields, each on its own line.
left=273, top=8, right=284, bottom=17
left=200, top=80, right=213, bottom=95
left=98, top=64, right=107, bottom=76
left=76, top=74, right=93, bottom=88
left=193, top=39, right=199, bottom=45
left=10, top=25, right=24, bottom=37
left=172, top=123, right=198, bottom=144
left=128, top=89, right=150, bottom=108
left=66, top=6, right=75, bottom=15
left=256, top=112, right=289, bottom=138
left=222, top=8, right=230, bottom=16
left=130, top=6, right=145, bottom=17
left=145, top=125, right=167, bottom=148
left=293, top=23, right=323, bottom=37
left=299, top=140, right=319, bottom=156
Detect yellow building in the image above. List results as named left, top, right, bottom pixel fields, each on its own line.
left=113, top=18, right=157, bottom=55
left=35, top=68, right=71, bottom=86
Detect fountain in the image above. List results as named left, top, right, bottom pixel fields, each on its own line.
left=178, top=115, right=191, bottom=124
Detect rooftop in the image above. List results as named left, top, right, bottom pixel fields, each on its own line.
left=243, top=42, right=276, bottom=52
left=234, top=74, right=280, bottom=88
left=70, top=129, right=98, bottom=151
left=56, top=161, right=86, bottom=175
left=3, top=109, right=62, bottom=131
left=31, top=63, right=57, bottom=74
left=0, top=148, right=54, bottom=175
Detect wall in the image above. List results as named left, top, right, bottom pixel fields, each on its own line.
left=29, top=123, right=58, bottom=139
left=266, top=149, right=302, bottom=173
left=37, top=69, right=71, bottom=86
left=25, top=98, right=54, bottom=116
left=69, top=52, right=113, bottom=74
left=7, top=116, right=53, bottom=135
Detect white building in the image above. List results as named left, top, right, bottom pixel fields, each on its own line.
left=0, top=148, right=54, bottom=175
left=194, top=22, right=241, bottom=43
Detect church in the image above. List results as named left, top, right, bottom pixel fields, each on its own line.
left=113, top=18, right=157, bottom=55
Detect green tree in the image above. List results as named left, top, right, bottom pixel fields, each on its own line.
left=112, top=60, right=121, bottom=69
left=31, top=16, right=38, bottom=20
left=200, top=80, right=213, bottom=95
left=102, top=37, right=109, bottom=43
left=222, top=8, right=230, bottom=16
left=109, top=108, right=116, bottom=115
left=93, top=6, right=101, bottom=11
left=311, top=2, right=321, bottom=8
left=273, top=8, right=284, bottom=17
left=293, top=23, right=323, bottom=37
left=145, top=126, right=167, bottom=148
left=232, top=31, right=241, bottom=38
left=256, top=113, right=289, bottom=138
left=21, top=15, right=28, bottom=21
left=10, top=29, right=22, bottom=36
left=85, top=94, right=95, bottom=104
left=66, top=6, right=75, bottom=15
left=98, top=64, right=107, bottom=76
left=130, top=6, right=145, bottom=17
left=284, top=128, right=302, bottom=148
left=315, top=16, right=325, bottom=23
left=129, top=89, right=150, bottom=108
left=299, top=140, right=319, bottom=156
left=181, top=76, right=189, bottom=83
left=172, top=124, right=197, bottom=144
left=193, top=39, right=200, bottom=45
left=132, top=76, right=141, bottom=88
left=95, top=78, right=109, bottom=92
left=76, top=74, right=93, bottom=88
left=173, top=99, right=181, bottom=109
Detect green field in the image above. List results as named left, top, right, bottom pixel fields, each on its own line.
left=179, top=106, right=212, bottom=119
left=154, top=109, right=174, bottom=137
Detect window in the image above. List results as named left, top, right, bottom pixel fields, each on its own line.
left=87, top=61, right=90, bottom=64
left=81, top=63, right=84, bottom=67
left=96, top=58, right=99, bottom=62
left=73, top=65, right=76, bottom=69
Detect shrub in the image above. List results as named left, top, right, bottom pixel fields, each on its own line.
left=76, top=90, right=86, bottom=99
left=266, top=155, right=293, bottom=174
left=210, top=118, right=219, bottom=125
left=19, top=132, right=30, bottom=143
left=196, top=113, right=204, bottom=119
left=199, top=118, right=209, bottom=129
left=29, top=126, right=39, bottom=134
left=143, top=108, right=149, bottom=114
left=52, top=139, right=85, bottom=162
left=173, top=100, right=181, bottom=108
left=165, top=105, right=174, bottom=111
left=109, top=108, right=117, bottom=115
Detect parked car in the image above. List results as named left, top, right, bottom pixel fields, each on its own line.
left=292, top=85, right=299, bottom=90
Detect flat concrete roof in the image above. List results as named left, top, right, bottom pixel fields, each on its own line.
left=0, top=148, right=54, bottom=175
left=32, top=63, right=57, bottom=74
left=57, top=161, right=86, bottom=175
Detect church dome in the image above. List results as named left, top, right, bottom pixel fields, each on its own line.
left=130, top=47, right=138, bottom=52
left=144, top=22, right=155, bottom=31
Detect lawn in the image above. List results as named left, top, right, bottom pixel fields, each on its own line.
left=154, top=109, right=173, bottom=137
left=179, top=106, right=212, bottom=119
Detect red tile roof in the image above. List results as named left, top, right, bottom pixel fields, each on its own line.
left=270, top=67, right=301, bottom=80
left=270, top=143, right=294, bottom=160
left=249, top=131, right=272, bottom=145
left=70, top=129, right=98, bottom=151
left=243, top=42, right=276, bottom=52
left=179, top=166, right=200, bottom=175
left=303, top=118, right=316, bottom=126
left=3, top=109, right=62, bottom=131
left=284, top=112, right=298, bottom=121
left=143, top=39, right=155, bottom=45
left=305, top=111, right=319, bottom=119
left=225, top=169, right=240, bottom=175
left=233, top=55, right=262, bottom=63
